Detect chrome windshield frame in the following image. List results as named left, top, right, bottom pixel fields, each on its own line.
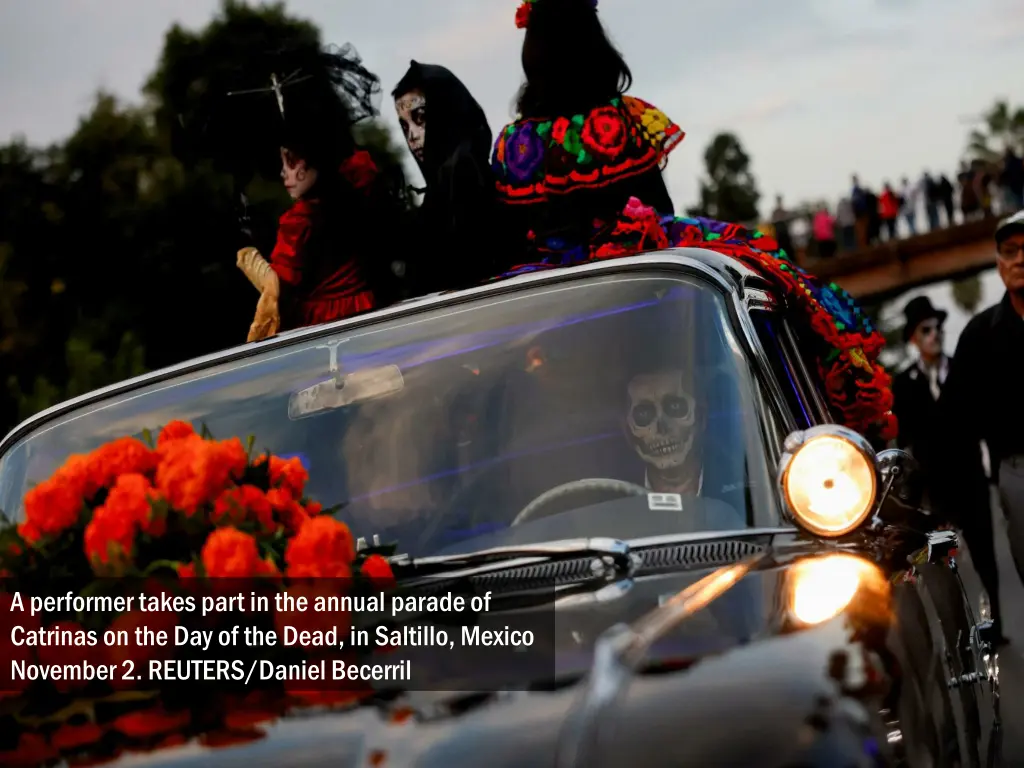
left=0, top=250, right=795, bottom=485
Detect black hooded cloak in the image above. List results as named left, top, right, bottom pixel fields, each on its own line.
left=394, top=61, right=507, bottom=293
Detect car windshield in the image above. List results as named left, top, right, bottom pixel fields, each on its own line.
left=0, top=272, right=779, bottom=557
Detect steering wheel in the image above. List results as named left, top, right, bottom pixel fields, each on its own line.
left=512, top=478, right=650, bottom=526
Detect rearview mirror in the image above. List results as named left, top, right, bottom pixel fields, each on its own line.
left=288, top=365, right=404, bottom=419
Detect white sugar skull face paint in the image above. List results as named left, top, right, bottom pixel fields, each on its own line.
left=395, top=89, right=426, bottom=163
left=280, top=148, right=318, bottom=200
left=626, top=370, right=698, bottom=470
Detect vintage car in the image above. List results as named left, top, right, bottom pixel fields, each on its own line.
left=0, top=248, right=1001, bottom=767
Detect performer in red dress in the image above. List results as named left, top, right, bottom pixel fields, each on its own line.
left=236, top=45, right=406, bottom=341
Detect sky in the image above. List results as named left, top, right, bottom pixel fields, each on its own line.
left=0, top=0, right=1021, bottom=212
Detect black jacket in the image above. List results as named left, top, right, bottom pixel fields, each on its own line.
left=932, top=292, right=1024, bottom=519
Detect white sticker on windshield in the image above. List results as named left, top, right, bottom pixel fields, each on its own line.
left=647, top=493, right=683, bottom=511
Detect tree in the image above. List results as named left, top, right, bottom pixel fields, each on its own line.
left=966, top=99, right=1024, bottom=162
left=686, top=132, right=761, bottom=224
left=0, top=0, right=410, bottom=434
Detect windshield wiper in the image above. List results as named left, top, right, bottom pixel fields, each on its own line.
left=389, top=538, right=634, bottom=584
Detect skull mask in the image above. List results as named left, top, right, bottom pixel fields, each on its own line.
left=395, top=89, right=426, bottom=164
left=626, top=370, right=700, bottom=471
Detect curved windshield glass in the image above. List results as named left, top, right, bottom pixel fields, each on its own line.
left=0, top=273, right=778, bottom=557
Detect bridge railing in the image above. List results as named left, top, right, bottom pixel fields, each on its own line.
left=802, top=214, right=1003, bottom=284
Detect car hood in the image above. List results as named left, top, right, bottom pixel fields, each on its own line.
left=12, top=545, right=896, bottom=767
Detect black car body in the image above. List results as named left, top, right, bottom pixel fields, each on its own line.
left=0, top=249, right=1000, bottom=767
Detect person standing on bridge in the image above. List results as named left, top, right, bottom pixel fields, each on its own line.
left=894, top=296, right=1002, bottom=641
left=934, top=209, right=1024, bottom=644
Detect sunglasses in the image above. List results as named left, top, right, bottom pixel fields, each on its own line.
left=916, top=321, right=942, bottom=337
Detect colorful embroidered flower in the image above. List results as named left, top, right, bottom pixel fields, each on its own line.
left=562, top=121, right=584, bottom=157
left=551, top=116, right=571, bottom=145
left=580, top=106, right=627, bottom=157
left=504, top=124, right=545, bottom=181
left=816, top=285, right=856, bottom=331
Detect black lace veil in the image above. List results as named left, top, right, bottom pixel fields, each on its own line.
left=188, top=43, right=382, bottom=182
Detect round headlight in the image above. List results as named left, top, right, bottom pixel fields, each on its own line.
left=780, top=427, right=878, bottom=537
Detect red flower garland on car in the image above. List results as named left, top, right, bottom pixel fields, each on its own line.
left=591, top=198, right=897, bottom=445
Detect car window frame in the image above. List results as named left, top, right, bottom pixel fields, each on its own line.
left=748, top=309, right=831, bottom=431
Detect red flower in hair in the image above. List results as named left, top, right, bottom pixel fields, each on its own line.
left=515, top=2, right=532, bottom=28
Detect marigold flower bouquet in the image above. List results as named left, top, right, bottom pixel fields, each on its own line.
left=0, top=420, right=398, bottom=766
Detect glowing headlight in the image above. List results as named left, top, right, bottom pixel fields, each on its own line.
left=790, top=554, right=878, bottom=625
left=779, top=427, right=878, bottom=537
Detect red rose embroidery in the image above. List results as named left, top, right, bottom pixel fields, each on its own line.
left=551, top=117, right=571, bottom=146
left=340, top=150, right=378, bottom=192
left=581, top=107, right=628, bottom=157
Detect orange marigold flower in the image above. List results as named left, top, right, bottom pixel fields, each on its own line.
left=284, top=516, right=355, bottom=579
left=84, top=505, right=138, bottom=575
left=213, top=485, right=274, bottom=531
left=155, top=437, right=247, bottom=515
left=101, top=473, right=165, bottom=538
left=157, top=419, right=196, bottom=446
left=87, top=436, right=158, bottom=489
left=361, top=554, right=396, bottom=589
left=55, top=453, right=102, bottom=498
left=267, top=488, right=309, bottom=534
left=201, top=527, right=278, bottom=578
left=268, top=455, right=308, bottom=498
left=21, top=476, right=84, bottom=541
left=16, top=519, right=42, bottom=545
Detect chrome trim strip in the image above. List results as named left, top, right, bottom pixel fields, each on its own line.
left=626, top=526, right=796, bottom=550
left=0, top=249, right=763, bottom=455
left=780, top=319, right=832, bottom=423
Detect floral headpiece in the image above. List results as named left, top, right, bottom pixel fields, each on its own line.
left=516, top=0, right=598, bottom=29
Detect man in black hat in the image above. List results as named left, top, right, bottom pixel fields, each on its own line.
left=893, top=296, right=949, bottom=455
left=933, top=209, right=1024, bottom=643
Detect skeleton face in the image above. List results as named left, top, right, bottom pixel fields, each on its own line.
left=626, top=371, right=699, bottom=470
left=280, top=147, right=318, bottom=200
left=395, top=89, right=426, bottom=163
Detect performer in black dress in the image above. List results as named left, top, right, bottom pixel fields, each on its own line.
left=393, top=61, right=504, bottom=292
